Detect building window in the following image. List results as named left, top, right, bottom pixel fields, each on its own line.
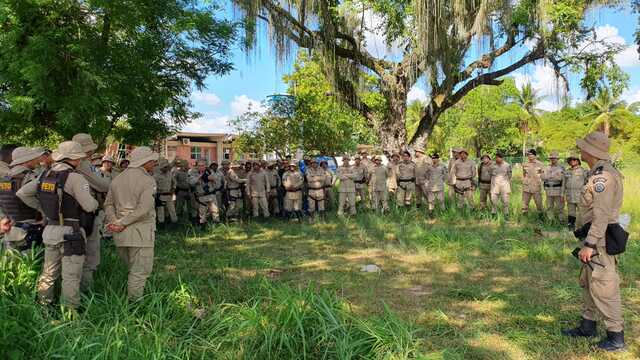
left=224, top=148, right=231, bottom=160
left=191, top=146, right=201, bottom=160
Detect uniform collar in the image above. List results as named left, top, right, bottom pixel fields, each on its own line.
left=52, top=162, right=75, bottom=171
left=9, top=164, right=33, bottom=176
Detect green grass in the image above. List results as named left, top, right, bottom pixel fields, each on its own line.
left=1, top=165, right=639, bottom=359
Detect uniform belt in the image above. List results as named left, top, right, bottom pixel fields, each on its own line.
left=227, top=186, right=240, bottom=190
left=159, top=192, right=174, bottom=196
left=177, top=187, right=190, bottom=191
left=479, top=180, right=491, bottom=184
left=354, top=179, right=366, bottom=184
left=286, top=188, right=301, bottom=192
left=457, top=177, right=472, bottom=181
left=308, top=187, right=324, bottom=190
left=45, top=218, right=80, bottom=227
left=398, top=178, right=415, bottom=182
left=544, top=180, right=563, bottom=187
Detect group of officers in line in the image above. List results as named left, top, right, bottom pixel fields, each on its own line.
left=0, top=130, right=628, bottom=352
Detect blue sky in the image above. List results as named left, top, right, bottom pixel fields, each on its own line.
left=183, top=4, right=640, bottom=134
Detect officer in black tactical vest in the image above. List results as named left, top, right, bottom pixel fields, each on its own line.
left=17, top=141, right=98, bottom=310
left=0, top=147, right=46, bottom=252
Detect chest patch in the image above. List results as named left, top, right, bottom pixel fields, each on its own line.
left=594, top=182, right=606, bottom=193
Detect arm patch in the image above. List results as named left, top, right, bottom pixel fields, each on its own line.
left=594, top=182, right=606, bottom=193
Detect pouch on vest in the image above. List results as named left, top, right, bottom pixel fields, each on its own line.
left=63, top=232, right=86, bottom=256
left=573, top=222, right=629, bottom=255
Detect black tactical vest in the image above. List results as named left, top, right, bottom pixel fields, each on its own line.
left=0, top=171, right=40, bottom=222
left=36, top=169, right=82, bottom=223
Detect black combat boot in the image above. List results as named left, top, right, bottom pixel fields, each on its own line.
left=561, top=318, right=597, bottom=338
left=597, top=331, right=625, bottom=352
left=567, top=216, right=576, bottom=229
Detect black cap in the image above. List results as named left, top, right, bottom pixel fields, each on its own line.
left=495, top=152, right=504, bottom=158
left=526, top=149, right=537, bottom=156
left=430, top=153, right=440, bottom=159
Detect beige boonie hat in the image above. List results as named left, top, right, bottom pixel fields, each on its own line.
left=415, top=149, right=426, bottom=154
left=549, top=151, right=560, bottom=159
left=128, top=147, right=159, bottom=168
left=52, top=141, right=86, bottom=162
left=10, top=147, right=46, bottom=166
left=71, top=133, right=98, bottom=152
left=157, top=158, right=170, bottom=169
left=452, top=147, right=462, bottom=153
left=458, top=148, right=468, bottom=155
left=101, top=155, right=115, bottom=163
left=576, top=132, right=610, bottom=160
left=221, top=160, right=230, bottom=166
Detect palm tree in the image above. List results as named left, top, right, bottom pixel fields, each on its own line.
left=585, top=88, right=634, bottom=137
left=516, top=82, right=544, bottom=157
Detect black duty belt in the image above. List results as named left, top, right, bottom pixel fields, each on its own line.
left=398, top=178, right=415, bottom=182
left=479, top=180, right=491, bottom=184
left=457, top=177, right=472, bottom=181
left=354, top=179, right=366, bottom=184
left=227, top=186, right=240, bottom=190
left=544, top=180, right=563, bottom=188
left=286, top=188, right=301, bottom=192
left=159, top=192, right=174, bottom=196
left=308, top=187, right=324, bottom=190
left=177, top=187, right=190, bottom=191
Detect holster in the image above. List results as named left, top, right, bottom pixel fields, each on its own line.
left=63, top=230, right=86, bottom=256
left=15, top=223, right=44, bottom=251
left=80, top=211, right=96, bottom=236
left=573, top=222, right=629, bottom=255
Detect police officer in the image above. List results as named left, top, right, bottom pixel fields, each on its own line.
left=104, top=147, right=158, bottom=302
left=490, top=153, right=512, bottom=216
left=447, top=148, right=461, bottom=200
left=174, top=159, right=194, bottom=221
left=477, top=155, right=493, bottom=210
left=521, top=149, right=544, bottom=215
left=247, top=161, right=270, bottom=218
left=424, top=153, right=447, bottom=216
left=0, top=147, right=46, bottom=251
left=337, top=156, right=357, bottom=216
left=368, top=156, right=389, bottom=213
left=542, top=151, right=566, bottom=221
left=450, top=149, right=476, bottom=209
left=352, top=156, right=368, bottom=208
left=414, top=149, right=430, bottom=208
left=154, top=158, right=178, bottom=228
left=17, top=141, right=98, bottom=309
left=564, top=154, right=587, bottom=229
left=282, top=163, right=304, bottom=220
left=320, top=160, right=334, bottom=211
left=267, top=162, right=281, bottom=216
left=0, top=144, right=18, bottom=177
left=562, top=132, right=625, bottom=352
left=209, top=162, right=226, bottom=215
left=306, top=159, right=326, bottom=218
left=396, top=151, right=416, bottom=208
left=387, top=153, right=400, bottom=197
left=224, top=161, right=246, bottom=221
left=98, top=155, right=118, bottom=180
left=189, top=160, right=223, bottom=225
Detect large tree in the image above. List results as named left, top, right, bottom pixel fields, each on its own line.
left=0, top=0, right=235, bottom=146
left=234, top=0, right=626, bottom=151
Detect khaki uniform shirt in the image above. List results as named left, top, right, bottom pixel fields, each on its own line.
left=478, top=162, right=493, bottom=190
left=369, top=165, right=388, bottom=192
left=522, top=160, right=544, bottom=193
left=580, top=160, right=623, bottom=247
left=17, top=162, right=99, bottom=245
left=174, top=168, right=190, bottom=191
left=542, top=164, right=566, bottom=196
left=564, top=166, right=587, bottom=204
left=387, top=162, right=399, bottom=191
left=268, top=169, right=280, bottom=196
left=188, top=169, right=223, bottom=199
left=490, top=162, right=512, bottom=194
left=154, top=170, right=176, bottom=201
left=76, top=159, right=110, bottom=194
left=282, top=171, right=304, bottom=200
left=323, top=169, right=334, bottom=189
left=352, top=164, right=368, bottom=189
left=425, top=163, right=447, bottom=192
left=225, top=168, right=246, bottom=199
left=415, top=157, right=430, bottom=187
left=450, top=159, right=476, bottom=189
left=337, top=165, right=356, bottom=193
left=447, top=158, right=458, bottom=185
left=397, top=161, right=416, bottom=189
left=0, top=161, right=9, bottom=177
left=306, top=167, right=326, bottom=198
left=104, top=167, right=156, bottom=248
left=247, top=170, right=270, bottom=197
left=0, top=165, right=40, bottom=220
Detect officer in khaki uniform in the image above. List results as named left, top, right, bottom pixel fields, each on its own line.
left=0, top=145, right=12, bottom=177
left=414, top=149, right=430, bottom=208
left=104, top=147, right=158, bottom=301
left=174, top=159, right=193, bottom=220
left=352, top=156, right=368, bottom=207
left=542, top=151, right=566, bottom=221
left=447, top=148, right=461, bottom=200
left=247, top=162, right=270, bottom=218
left=396, top=151, right=416, bottom=208
left=209, top=162, right=226, bottom=214
left=267, top=162, right=281, bottom=216
left=0, top=147, right=46, bottom=251
left=337, top=156, right=357, bottom=216
left=154, top=158, right=178, bottom=226
left=564, top=155, right=587, bottom=229
left=320, top=161, right=334, bottom=210
left=477, top=155, right=493, bottom=210
left=490, top=153, right=512, bottom=216
left=424, top=153, right=447, bottom=215
left=189, top=160, right=223, bottom=225
left=368, top=156, right=389, bottom=212
left=562, top=132, right=626, bottom=352
left=387, top=153, right=400, bottom=196
left=282, top=163, right=304, bottom=220
left=17, top=141, right=99, bottom=309
left=521, top=149, right=544, bottom=215
left=224, top=162, right=246, bottom=220
left=98, top=155, right=119, bottom=180
left=306, top=160, right=326, bottom=217
left=449, top=149, right=476, bottom=209
left=71, top=133, right=111, bottom=290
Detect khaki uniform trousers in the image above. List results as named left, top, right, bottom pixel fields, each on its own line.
left=197, top=194, right=220, bottom=223
left=491, top=192, right=510, bottom=215
left=478, top=184, right=491, bottom=209
left=521, top=191, right=543, bottom=213
left=415, top=184, right=426, bottom=206
left=176, top=190, right=195, bottom=218
left=251, top=195, right=270, bottom=217
left=38, top=243, right=84, bottom=309
left=269, top=190, right=280, bottom=215
left=580, top=247, right=623, bottom=332
left=284, top=192, right=302, bottom=212
left=454, top=183, right=474, bottom=208
left=546, top=195, right=564, bottom=220
left=156, top=200, right=177, bottom=224
left=308, top=189, right=325, bottom=213
left=227, top=196, right=244, bottom=219
left=338, top=192, right=356, bottom=215
left=82, top=210, right=104, bottom=290
left=567, top=202, right=579, bottom=218
left=116, top=246, right=154, bottom=301
left=371, top=190, right=388, bottom=212
left=355, top=186, right=367, bottom=206
left=427, top=191, right=445, bottom=211
left=396, top=182, right=415, bottom=206
left=324, top=186, right=334, bottom=210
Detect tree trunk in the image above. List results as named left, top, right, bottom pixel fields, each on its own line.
left=377, top=77, right=408, bottom=153
left=603, top=120, right=610, bottom=137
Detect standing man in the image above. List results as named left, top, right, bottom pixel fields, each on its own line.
left=98, top=155, right=118, bottom=180
left=477, top=155, right=493, bottom=210
left=0, top=145, right=17, bottom=177
left=562, top=132, right=625, bottom=352
left=306, top=160, right=326, bottom=218
left=564, top=154, right=587, bottom=229
left=450, top=149, right=476, bottom=209
left=490, top=153, right=512, bottom=216
left=387, top=153, right=400, bottom=198
left=267, top=162, right=281, bottom=217
left=0, top=147, right=46, bottom=252
left=282, top=163, right=304, bottom=220
left=224, top=162, right=246, bottom=221
left=104, top=147, right=158, bottom=302
left=447, top=148, right=461, bottom=201
left=17, top=141, right=98, bottom=309
left=189, top=160, right=223, bottom=226
left=71, top=133, right=110, bottom=291
left=396, top=151, right=416, bottom=208
left=424, top=153, right=447, bottom=216
left=521, top=149, right=545, bottom=216
left=337, top=156, right=357, bottom=216
left=247, top=162, right=270, bottom=219
left=320, top=160, right=334, bottom=211
left=174, top=159, right=194, bottom=221
left=414, top=149, right=430, bottom=209
left=542, top=151, right=566, bottom=222
left=368, top=156, right=389, bottom=213
left=209, top=162, right=226, bottom=217
left=352, top=156, right=368, bottom=208
left=154, top=158, right=178, bottom=229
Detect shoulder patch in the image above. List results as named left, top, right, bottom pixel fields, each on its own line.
left=593, top=166, right=604, bottom=175
left=592, top=177, right=607, bottom=184
left=594, top=182, right=606, bottom=193
left=83, top=184, right=90, bottom=191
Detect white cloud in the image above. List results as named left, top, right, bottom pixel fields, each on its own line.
left=513, top=64, right=567, bottom=112
left=407, top=86, right=427, bottom=103
left=615, top=45, right=640, bottom=68
left=621, top=88, right=640, bottom=104
left=192, top=92, right=222, bottom=107
left=182, top=115, right=232, bottom=133
left=362, top=9, right=403, bottom=59
left=230, top=95, right=264, bottom=116
left=584, top=25, right=639, bottom=68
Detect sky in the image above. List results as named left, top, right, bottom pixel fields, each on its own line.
left=183, top=4, right=640, bottom=134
